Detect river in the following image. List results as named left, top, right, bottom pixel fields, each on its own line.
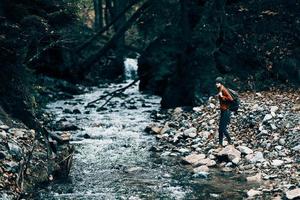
left=36, top=59, right=250, bottom=199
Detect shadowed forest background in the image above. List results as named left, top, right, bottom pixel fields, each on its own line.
left=0, top=0, right=299, bottom=198
left=1, top=0, right=299, bottom=124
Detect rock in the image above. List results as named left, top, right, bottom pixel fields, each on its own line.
left=217, top=145, right=241, bottom=164
left=263, top=114, right=273, bottom=122
left=192, top=106, right=202, bottom=112
left=197, top=158, right=216, bottom=167
left=54, top=121, right=79, bottom=131
left=4, top=161, right=19, bottom=173
left=247, top=189, right=262, bottom=198
left=271, top=159, right=284, bottom=167
left=82, top=133, right=91, bottom=139
left=247, top=173, right=262, bottom=183
left=252, top=104, right=259, bottom=110
left=221, top=167, right=233, bottom=172
left=182, top=153, right=206, bottom=165
left=178, top=148, right=190, bottom=154
left=275, top=145, right=283, bottom=151
left=286, top=188, right=300, bottom=200
left=272, top=195, right=282, bottom=200
left=246, top=152, right=264, bottom=163
left=270, top=124, right=277, bottom=130
left=63, top=108, right=73, bottom=114
left=0, top=125, right=9, bottom=130
left=193, top=171, right=209, bottom=179
left=0, top=151, right=7, bottom=159
left=9, top=128, right=25, bottom=138
left=125, top=167, right=143, bottom=173
left=225, top=162, right=233, bottom=167
left=209, top=103, right=216, bottom=109
left=270, top=106, right=279, bottom=113
left=183, top=127, right=197, bottom=138
left=292, top=104, right=300, bottom=111
left=208, top=119, right=215, bottom=125
left=193, top=165, right=209, bottom=173
left=160, top=126, right=171, bottom=135
left=8, top=142, right=22, bottom=160
left=73, top=109, right=81, bottom=114
left=174, top=107, right=183, bottom=113
left=198, top=131, right=211, bottom=140
left=292, top=145, right=300, bottom=152
left=144, top=125, right=162, bottom=134
left=0, top=130, right=7, bottom=139
left=209, top=193, right=220, bottom=198
left=237, top=145, right=253, bottom=155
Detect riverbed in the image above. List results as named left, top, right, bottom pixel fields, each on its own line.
left=34, top=77, right=255, bottom=200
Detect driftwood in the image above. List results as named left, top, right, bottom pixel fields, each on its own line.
left=86, top=78, right=139, bottom=107
left=78, top=1, right=151, bottom=74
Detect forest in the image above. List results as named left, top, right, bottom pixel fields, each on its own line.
left=0, top=0, right=299, bottom=199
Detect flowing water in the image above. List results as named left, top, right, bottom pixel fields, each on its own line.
left=36, top=60, right=252, bottom=199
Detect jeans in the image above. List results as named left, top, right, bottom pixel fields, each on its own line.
left=219, top=109, right=231, bottom=145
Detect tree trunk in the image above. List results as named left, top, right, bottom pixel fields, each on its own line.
left=93, top=0, right=103, bottom=30
left=78, top=1, right=151, bottom=77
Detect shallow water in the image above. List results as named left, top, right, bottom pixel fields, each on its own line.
left=37, top=81, right=252, bottom=200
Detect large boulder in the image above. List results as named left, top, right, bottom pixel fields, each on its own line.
left=237, top=145, right=253, bottom=155
left=217, top=145, right=241, bottom=164
left=182, top=153, right=206, bottom=166
left=286, top=188, right=300, bottom=200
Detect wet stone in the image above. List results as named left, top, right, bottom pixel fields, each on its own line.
left=182, top=153, right=206, bottom=165
left=192, top=171, right=210, bottom=179
left=0, top=130, right=7, bottom=139
left=8, top=142, right=22, bottom=160
left=73, top=109, right=81, bottom=114
left=0, top=125, right=9, bottom=131
left=0, top=151, right=7, bottom=159
left=63, top=109, right=73, bottom=114
left=247, top=189, right=263, bottom=198
left=4, top=161, right=19, bottom=173
left=193, top=165, right=209, bottom=173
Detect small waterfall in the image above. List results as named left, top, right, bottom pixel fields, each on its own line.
left=124, top=57, right=138, bottom=80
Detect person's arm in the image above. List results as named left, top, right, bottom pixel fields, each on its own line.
left=221, top=88, right=234, bottom=101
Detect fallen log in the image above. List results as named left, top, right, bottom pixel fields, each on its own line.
left=86, top=78, right=139, bottom=107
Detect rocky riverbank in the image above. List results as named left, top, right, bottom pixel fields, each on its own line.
left=146, top=89, right=300, bottom=199
left=0, top=77, right=79, bottom=199
left=0, top=117, right=73, bottom=199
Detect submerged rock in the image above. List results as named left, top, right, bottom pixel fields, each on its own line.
left=193, top=171, right=210, bottom=179
left=193, top=165, right=209, bottom=173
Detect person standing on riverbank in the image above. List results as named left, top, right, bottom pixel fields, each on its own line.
left=215, top=77, right=234, bottom=147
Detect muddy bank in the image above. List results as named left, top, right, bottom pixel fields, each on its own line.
left=146, top=89, right=300, bottom=199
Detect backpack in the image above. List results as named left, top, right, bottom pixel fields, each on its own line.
left=228, top=88, right=240, bottom=112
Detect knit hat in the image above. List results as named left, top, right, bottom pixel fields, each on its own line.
left=215, top=77, right=225, bottom=85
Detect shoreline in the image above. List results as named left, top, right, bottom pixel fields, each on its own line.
left=146, top=89, right=300, bottom=199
